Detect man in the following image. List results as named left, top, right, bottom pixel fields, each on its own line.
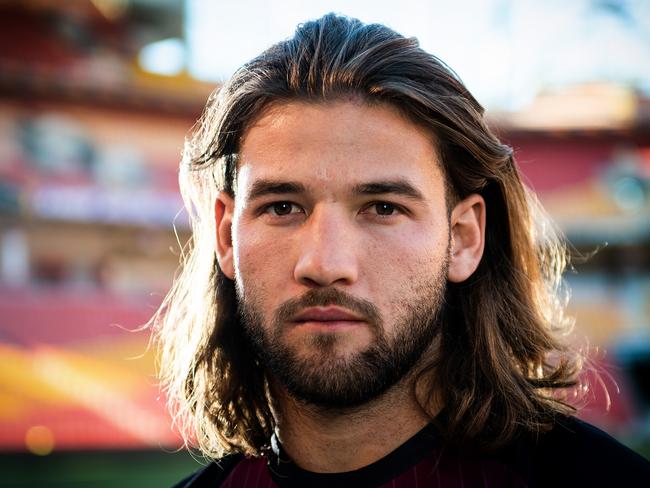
left=157, top=13, right=650, bottom=487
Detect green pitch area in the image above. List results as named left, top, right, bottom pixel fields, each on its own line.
left=0, top=449, right=202, bottom=488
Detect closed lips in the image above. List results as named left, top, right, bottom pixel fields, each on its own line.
left=292, top=307, right=365, bottom=323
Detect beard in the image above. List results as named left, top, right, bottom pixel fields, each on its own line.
left=237, top=265, right=447, bottom=410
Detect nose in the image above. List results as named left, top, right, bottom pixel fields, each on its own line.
left=293, top=205, right=359, bottom=288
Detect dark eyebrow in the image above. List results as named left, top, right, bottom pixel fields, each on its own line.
left=352, top=180, right=426, bottom=201
left=247, top=179, right=307, bottom=201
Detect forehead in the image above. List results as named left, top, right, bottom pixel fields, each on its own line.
left=236, top=100, right=445, bottom=196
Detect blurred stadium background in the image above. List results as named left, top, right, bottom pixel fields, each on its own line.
left=0, top=0, right=648, bottom=486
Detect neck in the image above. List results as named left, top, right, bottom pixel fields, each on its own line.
left=271, top=369, right=439, bottom=473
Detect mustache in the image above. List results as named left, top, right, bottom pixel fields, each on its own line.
left=275, top=287, right=382, bottom=328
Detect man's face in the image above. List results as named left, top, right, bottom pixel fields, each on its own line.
left=219, top=100, right=453, bottom=408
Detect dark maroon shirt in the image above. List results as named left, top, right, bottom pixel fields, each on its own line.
left=173, top=417, right=650, bottom=487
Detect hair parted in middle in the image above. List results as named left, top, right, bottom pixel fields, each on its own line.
left=153, top=13, right=581, bottom=459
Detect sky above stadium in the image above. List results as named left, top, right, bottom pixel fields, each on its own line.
left=183, top=0, right=650, bottom=111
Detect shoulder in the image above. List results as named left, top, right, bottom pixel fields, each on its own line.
left=525, top=416, right=650, bottom=487
left=170, top=454, right=243, bottom=488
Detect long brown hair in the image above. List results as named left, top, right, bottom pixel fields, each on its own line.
left=152, top=13, right=581, bottom=457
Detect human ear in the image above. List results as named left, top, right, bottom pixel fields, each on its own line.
left=215, top=191, right=235, bottom=280
left=447, top=193, right=486, bottom=283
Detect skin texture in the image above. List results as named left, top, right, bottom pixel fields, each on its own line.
left=215, top=100, right=486, bottom=472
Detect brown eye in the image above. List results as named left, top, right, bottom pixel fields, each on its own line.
left=265, top=201, right=302, bottom=217
left=374, top=202, right=396, bottom=216
left=273, top=202, right=293, bottom=215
